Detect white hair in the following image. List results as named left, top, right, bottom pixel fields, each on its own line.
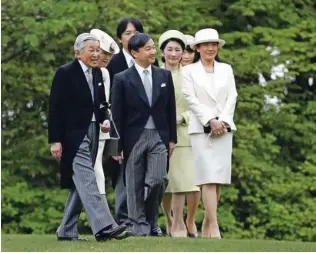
left=74, top=33, right=99, bottom=51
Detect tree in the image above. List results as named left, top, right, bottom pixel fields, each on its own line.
left=2, top=0, right=316, bottom=241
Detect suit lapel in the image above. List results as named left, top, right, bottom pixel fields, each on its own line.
left=73, top=60, right=93, bottom=104
left=92, top=68, right=100, bottom=106
left=195, top=60, right=217, bottom=102
left=129, top=66, right=150, bottom=106
left=118, top=51, right=129, bottom=70
left=151, top=66, right=161, bottom=107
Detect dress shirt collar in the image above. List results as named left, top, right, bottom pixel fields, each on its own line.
left=78, top=59, right=90, bottom=73
left=134, top=62, right=152, bottom=77
left=122, top=48, right=134, bottom=67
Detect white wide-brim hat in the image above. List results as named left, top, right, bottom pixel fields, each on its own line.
left=90, top=29, right=120, bottom=54
left=158, top=30, right=187, bottom=49
left=184, top=35, right=195, bottom=47
left=191, top=28, right=225, bottom=50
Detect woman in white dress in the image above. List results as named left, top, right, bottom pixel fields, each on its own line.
left=181, top=28, right=237, bottom=239
left=90, top=29, right=120, bottom=201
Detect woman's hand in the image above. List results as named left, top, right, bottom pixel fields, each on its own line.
left=210, top=119, right=226, bottom=136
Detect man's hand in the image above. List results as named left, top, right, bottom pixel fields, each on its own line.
left=209, top=119, right=226, bottom=136
left=100, top=120, right=111, bottom=133
left=51, top=142, right=62, bottom=161
left=169, top=142, right=175, bottom=159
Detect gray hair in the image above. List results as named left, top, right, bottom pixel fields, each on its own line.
left=74, top=33, right=99, bottom=51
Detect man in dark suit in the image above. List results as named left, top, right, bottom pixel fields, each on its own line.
left=48, top=33, right=128, bottom=242
left=106, top=17, right=144, bottom=228
left=106, top=18, right=161, bottom=236
left=111, top=33, right=177, bottom=236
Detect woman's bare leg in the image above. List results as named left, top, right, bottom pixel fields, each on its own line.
left=161, top=193, right=173, bottom=235
left=201, top=184, right=221, bottom=238
left=185, top=191, right=200, bottom=235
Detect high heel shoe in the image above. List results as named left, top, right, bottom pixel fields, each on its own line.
left=185, top=223, right=199, bottom=238
left=170, top=231, right=187, bottom=238
left=188, top=232, right=199, bottom=238
left=210, top=236, right=221, bottom=240
left=210, top=229, right=221, bottom=239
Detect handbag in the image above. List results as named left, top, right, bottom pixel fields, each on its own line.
left=203, top=117, right=231, bottom=134
left=103, top=115, right=120, bottom=157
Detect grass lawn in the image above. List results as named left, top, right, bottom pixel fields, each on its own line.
left=2, top=234, right=316, bottom=252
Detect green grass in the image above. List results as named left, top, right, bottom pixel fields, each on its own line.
left=2, top=234, right=316, bottom=252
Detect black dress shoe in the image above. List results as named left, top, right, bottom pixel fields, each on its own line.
left=113, top=230, right=134, bottom=240
left=57, top=237, right=88, bottom=241
left=95, top=224, right=127, bottom=241
left=150, top=226, right=164, bottom=237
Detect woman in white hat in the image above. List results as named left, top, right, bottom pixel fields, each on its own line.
left=158, top=30, right=200, bottom=238
left=181, top=28, right=238, bottom=239
left=181, top=35, right=198, bottom=66
left=90, top=28, right=120, bottom=202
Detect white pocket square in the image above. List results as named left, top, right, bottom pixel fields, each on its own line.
left=98, top=82, right=103, bottom=86
left=161, top=83, right=166, bottom=87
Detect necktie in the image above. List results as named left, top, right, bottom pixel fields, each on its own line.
left=86, top=68, right=94, bottom=102
left=143, top=69, right=152, bottom=106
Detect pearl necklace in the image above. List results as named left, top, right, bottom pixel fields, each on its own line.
left=204, top=68, right=214, bottom=73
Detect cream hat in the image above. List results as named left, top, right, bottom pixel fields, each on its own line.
left=90, top=29, right=120, bottom=54
left=191, top=28, right=225, bottom=49
left=184, top=35, right=195, bottom=47
left=158, top=30, right=187, bottom=49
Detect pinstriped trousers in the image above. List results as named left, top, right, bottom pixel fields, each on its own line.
left=57, top=122, right=116, bottom=237
left=125, top=129, right=168, bottom=236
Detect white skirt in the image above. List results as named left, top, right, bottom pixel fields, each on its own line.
left=190, top=133, right=233, bottom=185
left=94, top=139, right=106, bottom=194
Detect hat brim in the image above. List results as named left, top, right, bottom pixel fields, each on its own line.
left=158, top=30, right=187, bottom=49
left=90, top=28, right=120, bottom=55
left=102, top=43, right=120, bottom=54
left=190, top=39, right=225, bottom=50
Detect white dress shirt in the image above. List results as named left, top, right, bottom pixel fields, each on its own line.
left=134, top=63, right=153, bottom=88
left=78, top=59, right=96, bottom=121
left=134, top=63, right=155, bottom=129
left=122, top=48, right=135, bottom=68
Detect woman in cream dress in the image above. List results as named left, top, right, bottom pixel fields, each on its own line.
left=90, top=29, right=120, bottom=200
left=181, top=28, right=237, bottom=239
left=158, top=30, right=200, bottom=238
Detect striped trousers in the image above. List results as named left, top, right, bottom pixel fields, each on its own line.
left=56, top=122, right=116, bottom=238
left=125, top=129, right=168, bottom=236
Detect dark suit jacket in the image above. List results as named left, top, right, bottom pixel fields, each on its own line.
left=48, top=59, right=109, bottom=188
left=107, top=50, right=159, bottom=98
left=105, top=51, right=159, bottom=186
left=111, top=65, right=177, bottom=162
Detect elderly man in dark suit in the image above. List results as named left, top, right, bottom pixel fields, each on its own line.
left=111, top=33, right=177, bottom=236
left=48, top=33, right=128, bottom=241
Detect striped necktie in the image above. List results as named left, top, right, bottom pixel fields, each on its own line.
left=86, top=68, right=94, bottom=102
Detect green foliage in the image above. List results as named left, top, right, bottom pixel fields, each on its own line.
left=2, top=0, right=316, bottom=242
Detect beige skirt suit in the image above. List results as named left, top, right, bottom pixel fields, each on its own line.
left=161, top=66, right=199, bottom=193
left=181, top=60, right=237, bottom=185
